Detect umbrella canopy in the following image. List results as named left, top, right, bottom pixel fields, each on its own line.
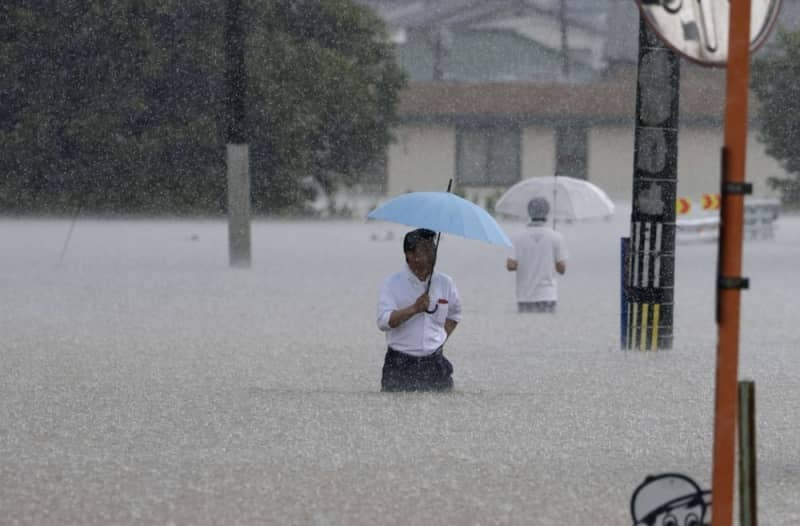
left=368, top=189, right=510, bottom=313
left=495, top=176, right=615, bottom=222
left=367, top=191, right=512, bottom=247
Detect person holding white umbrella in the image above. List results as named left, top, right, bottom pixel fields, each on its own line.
left=506, top=197, right=568, bottom=313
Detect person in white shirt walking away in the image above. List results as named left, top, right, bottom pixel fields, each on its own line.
left=376, top=228, right=463, bottom=392
left=506, top=197, right=568, bottom=313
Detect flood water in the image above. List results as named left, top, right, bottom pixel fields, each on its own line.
left=1, top=208, right=798, bottom=524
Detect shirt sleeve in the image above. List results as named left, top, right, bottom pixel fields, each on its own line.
left=376, top=277, right=395, bottom=331
left=446, top=278, right=463, bottom=323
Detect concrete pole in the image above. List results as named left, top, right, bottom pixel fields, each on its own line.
left=624, top=15, right=680, bottom=351
left=225, top=0, right=251, bottom=268
left=227, top=144, right=251, bottom=267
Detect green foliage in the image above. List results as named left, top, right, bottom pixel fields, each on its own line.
left=752, top=28, right=800, bottom=205
left=0, top=0, right=406, bottom=215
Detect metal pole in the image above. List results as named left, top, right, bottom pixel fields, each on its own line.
left=712, top=0, right=752, bottom=521
left=225, top=0, right=251, bottom=268
left=625, top=15, right=679, bottom=351
left=738, top=380, right=758, bottom=526
left=621, top=237, right=630, bottom=349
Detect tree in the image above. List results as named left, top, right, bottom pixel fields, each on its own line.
left=0, top=1, right=229, bottom=214
left=245, top=0, right=406, bottom=213
left=0, top=0, right=406, bottom=215
left=752, top=27, right=800, bottom=205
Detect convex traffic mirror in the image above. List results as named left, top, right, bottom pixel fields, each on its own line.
left=635, top=0, right=782, bottom=65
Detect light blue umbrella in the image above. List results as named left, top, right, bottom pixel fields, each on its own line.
left=367, top=184, right=511, bottom=313
left=367, top=191, right=512, bottom=248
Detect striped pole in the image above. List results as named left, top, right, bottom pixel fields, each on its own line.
left=625, top=15, right=679, bottom=351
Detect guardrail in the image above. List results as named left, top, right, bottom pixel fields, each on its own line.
left=675, top=197, right=780, bottom=243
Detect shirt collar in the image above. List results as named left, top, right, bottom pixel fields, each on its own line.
left=405, top=264, right=430, bottom=286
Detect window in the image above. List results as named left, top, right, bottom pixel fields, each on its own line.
left=555, top=124, right=588, bottom=179
left=456, top=126, right=520, bottom=186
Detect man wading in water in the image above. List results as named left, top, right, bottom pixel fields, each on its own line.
left=376, top=228, right=462, bottom=392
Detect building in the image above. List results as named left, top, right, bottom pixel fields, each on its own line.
left=356, top=0, right=795, bottom=206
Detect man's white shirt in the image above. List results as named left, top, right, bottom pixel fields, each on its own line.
left=376, top=266, right=462, bottom=357
left=510, top=222, right=568, bottom=302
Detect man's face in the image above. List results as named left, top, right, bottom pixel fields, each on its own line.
left=407, top=238, right=436, bottom=275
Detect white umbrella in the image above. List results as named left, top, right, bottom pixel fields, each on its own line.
left=494, top=176, right=615, bottom=225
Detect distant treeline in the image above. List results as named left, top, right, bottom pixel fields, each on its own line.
left=0, top=1, right=405, bottom=215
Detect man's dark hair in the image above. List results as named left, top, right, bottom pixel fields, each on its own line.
left=403, top=228, right=436, bottom=253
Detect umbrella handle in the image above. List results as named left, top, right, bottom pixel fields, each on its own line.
left=424, top=179, right=451, bottom=314
left=553, top=174, right=558, bottom=230
left=425, top=304, right=439, bottom=314
left=424, top=230, right=442, bottom=314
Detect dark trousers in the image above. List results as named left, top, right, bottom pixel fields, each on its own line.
left=518, top=301, right=556, bottom=313
left=381, top=347, right=453, bottom=392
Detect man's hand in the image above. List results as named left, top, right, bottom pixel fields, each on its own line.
left=444, top=319, right=458, bottom=337
left=388, top=292, right=430, bottom=328
left=411, top=292, right=430, bottom=314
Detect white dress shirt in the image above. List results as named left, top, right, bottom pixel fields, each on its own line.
left=376, top=266, right=463, bottom=357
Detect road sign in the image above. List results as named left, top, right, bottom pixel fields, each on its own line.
left=634, top=0, right=782, bottom=66
left=676, top=197, right=692, bottom=214
left=702, top=193, right=721, bottom=210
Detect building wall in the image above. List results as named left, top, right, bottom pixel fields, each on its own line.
left=521, top=127, right=557, bottom=179
left=387, top=122, right=782, bottom=205
left=587, top=126, right=634, bottom=199
left=676, top=128, right=780, bottom=202
left=387, top=125, right=455, bottom=196
left=587, top=125, right=781, bottom=203
left=676, top=128, right=724, bottom=200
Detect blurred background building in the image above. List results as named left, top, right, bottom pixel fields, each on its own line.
left=355, top=0, right=799, bottom=205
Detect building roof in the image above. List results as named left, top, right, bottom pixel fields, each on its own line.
left=396, top=63, right=732, bottom=123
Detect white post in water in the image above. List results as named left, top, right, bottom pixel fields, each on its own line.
left=227, top=144, right=251, bottom=267
left=225, top=0, right=251, bottom=268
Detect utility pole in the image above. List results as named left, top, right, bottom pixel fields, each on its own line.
left=623, top=15, right=680, bottom=351
left=225, top=0, right=251, bottom=268
left=631, top=0, right=782, bottom=521
left=432, top=26, right=445, bottom=81
left=558, top=0, right=570, bottom=79
left=713, top=1, right=753, bottom=522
